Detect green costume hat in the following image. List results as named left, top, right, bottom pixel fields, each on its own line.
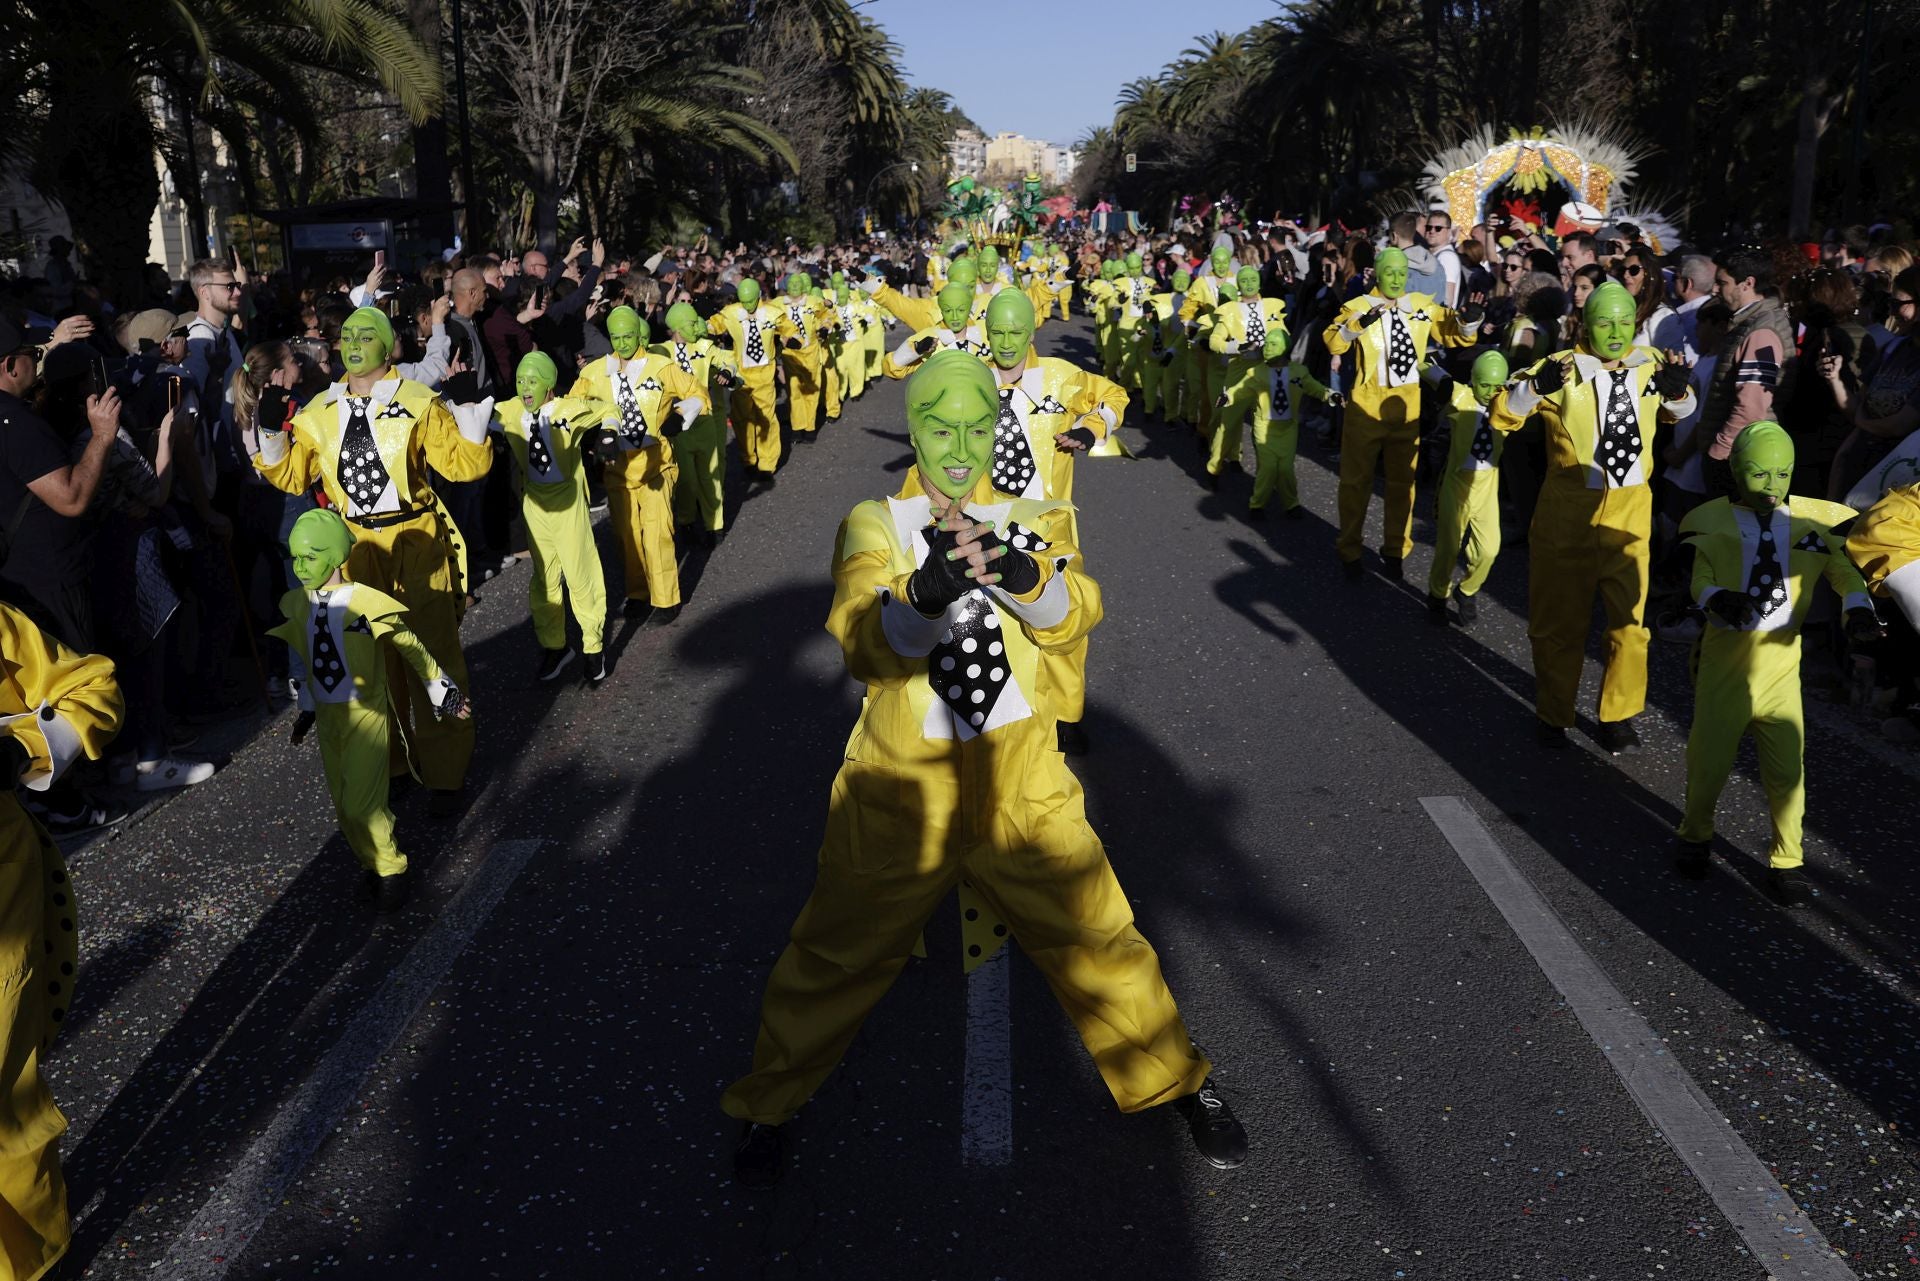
left=665, top=302, right=701, bottom=340
left=289, top=508, right=355, bottom=589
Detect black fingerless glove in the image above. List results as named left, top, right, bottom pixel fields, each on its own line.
left=290, top=710, right=315, bottom=745
left=441, top=370, right=483, bottom=405
left=1058, top=425, right=1097, bottom=450
left=1360, top=308, right=1386, bottom=329
left=1651, top=362, right=1690, bottom=399
left=258, top=384, right=292, bottom=430
left=1531, top=358, right=1567, bottom=396
left=1707, top=591, right=1757, bottom=627
left=1456, top=302, right=1485, bottom=329
left=905, top=527, right=972, bottom=615
left=784, top=337, right=803, bottom=350
left=1845, top=606, right=1883, bottom=642
left=914, top=335, right=940, bottom=356
left=993, top=547, right=1041, bottom=596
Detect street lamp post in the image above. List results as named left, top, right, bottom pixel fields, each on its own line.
left=864, top=160, right=919, bottom=226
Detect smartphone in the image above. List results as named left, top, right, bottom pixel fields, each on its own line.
left=166, top=375, right=184, bottom=412
left=374, top=249, right=387, bottom=272
left=87, top=355, right=108, bottom=400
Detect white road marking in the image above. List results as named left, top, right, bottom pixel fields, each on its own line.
left=158, top=839, right=545, bottom=1280
left=1420, top=796, right=1856, bottom=1279
left=961, top=945, right=1013, bottom=1166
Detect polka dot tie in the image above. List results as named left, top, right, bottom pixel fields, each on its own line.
left=788, top=304, right=807, bottom=345
left=1598, top=374, right=1639, bottom=487
left=672, top=342, right=693, bottom=375
left=744, top=314, right=765, bottom=364
left=1469, top=409, right=1496, bottom=463
left=989, top=387, right=1038, bottom=496
left=1747, top=523, right=1790, bottom=623
left=527, top=410, right=555, bottom=475
left=1244, top=301, right=1266, bottom=351
left=1386, top=310, right=1416, bottom=382
left=338, top=399, right=391, bottom=515
left=311, top=598, right=345, bottom=694
left=927, top=521, right=1047, bottom=733
left=613, top=378, right=650, bottom=447
left=1792, top=530, right=1828, bottom=554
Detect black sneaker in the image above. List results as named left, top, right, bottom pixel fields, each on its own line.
left=1174, top=1080, right=1248, bottom=1170
left=428, top=787, right=465, bottom=821
left=1247, top=505, right=1266, bottom=522
left=373, top=870, right=411, bottom=912
left=1426, top=594, right=1450, bottom=626
left=537, top=647, right=577, bottom=682
left=1455, top=593, right=1478, bottom=625
left=30, top=797, right=130, bottom=836
left=652, top=604, right=682, bottom=627
left=1769, top=866, right=1811, bottom=907
left=733, top=1122, right=786, bottom=1188
left=1284, top=505, right=1305, bottom=521
left=1380, top=556, right=1404, bottom=582
left=1341, top=558, right=1364, bottom=583
left=622, top=598, right=650, bottom=620
left=1534, top=719, right=1570, bottom=749
left=1674, top=839, right=1712, bottom=879
left=1596, top=719, right=1642, bottom=755
left=1056, top=720, right=1089, bottom=756
left=585, top=652, right=609, bottom=686
left=354, top=869, right=381, bottom=903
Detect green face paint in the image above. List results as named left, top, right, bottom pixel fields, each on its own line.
left=289, top=508, right=354, bottom=589
left=1102, top=260, right=1121, bottom=281
left=1211, top=246, right=1232, bottom=276
left=1126, top=251, right=1143, bottom=275
left=1469, top=350, right=1510, bottom=406
left=665, top=302, right=700, bottom=343
left=1375, top=247, right=1409, bottom=299
left=834, top=282, right=850, bottom=305
left=785, top=272, right=809, bottom=298
left=1583, top=281, right=1636, bottom=361
left=978, top=247, right=1000, bottom=279
left=1731, top=421, right=1794, bottom=512
left=906, top=351, right=999, bottom=500
left=1234, top=265, right=1261, bottom=298
left=937, top=283, right=974, bottom=333
left=516, top=350, right=558, bottom=411
left=1172, top=269, right=1192, bottom=292
left=984, top=289, right=1036, bottom=371
left=947, top=259, right=978, bottom=291
left=737, top=278, right=761, bottom=309
left=607, top=306, right=645, bottom=360
left=339, top=306, right=395, bottom=379
left=1218, top=278, right=1240, bottom=302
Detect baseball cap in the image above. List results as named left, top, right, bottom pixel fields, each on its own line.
left=0, top=315, right=49, bottom=360
left=124, top=308, right=177, bottom=351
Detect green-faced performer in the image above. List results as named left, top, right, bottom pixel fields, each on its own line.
left=1424, top=350, right=1511, bottom=622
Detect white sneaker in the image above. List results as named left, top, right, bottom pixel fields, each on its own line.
left=135, top=756, right=216, bottom=791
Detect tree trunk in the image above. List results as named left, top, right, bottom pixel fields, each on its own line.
left=1516, top=0, right=1541, bottom=125
left=408, top=0, right=457, bottom=249
left=42, top=70, right=158, bottom=306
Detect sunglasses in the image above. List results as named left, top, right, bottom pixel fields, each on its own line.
left=1500, top=263, right=1523, bottom=272
left=1623, top=265, right=1645, bottom=277
left=202, top=280, right=243, bottom=292
left=1425, top=223, right=1449, bottom=232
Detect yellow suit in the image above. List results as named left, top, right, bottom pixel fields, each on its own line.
left=270, top=582, right=456, bottom=877
left=647, top=337, right=736, bottom=535
left=706, top=303, right=781, bottom=473
left=1134, top=290, right=1184, bottom=422
left=720, top=470, right=1209, bottom=1125
left=1490, top=348, right=1697, bottom=727
left=1845, top=482, right=1920, bottom=599
left=1112, top=274, right=1155, bottom=390
left=1085, top=279, right=1120, bottom=380
left=256, top=375, right=490, bottom=789
left=1251, top=362, right=1333, bottom=514
left=826, top=296, right=879, bottom=411
left=1428, top=381, right=1505, bottom=601
left=1322, top=291, right=1475, bottom=563
left=1206, top=296, right=1291, bottom=478
left=775, top=295, right=835, bottom=434
left=494, top=395, right=609, bottom=652
left=884, top=324, right=988, bottom=381
left=1678, top=497, right=1868, bottom=867
left=1179, top=276, right=1230, bottom=436
left=0, top=602, right=121, bottom=1281
left=574, top=353, right=707, bottom=608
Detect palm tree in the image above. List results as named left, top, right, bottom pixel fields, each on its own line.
left=12, top=0, right=440, bottom=301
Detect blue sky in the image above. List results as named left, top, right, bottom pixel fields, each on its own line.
left=861, top=0, right=1282, bottom=147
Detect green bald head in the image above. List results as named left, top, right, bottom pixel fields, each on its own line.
left=516, top=350, right=558, bottom=409
left=1126, top=251, right=1143, bottom=274
left=607, top=306, right=646, bottom=360
left=1582, top=281, right=1637, bottom=361
left=833, top=279, right=850, bottom=304
left=1210, top=245, right=1232, bottom=275
left=947, top=258, right=978, bottom=291
left=1730, top=421, right=1794, bottom=512
left=785, top=272, right=810, bottom=298
left=1469, top=350, right=1510, bottom=406
left=340, top=306, right=395, bottom=378
left=1172, top=268, right=1192, bottom=292
left=906, top=350, right=1000, bottom=500
left=737, top=278, right=761, bottom=309
left=984, top=288, right=1036, bottom=371
left=289, top=508, right=355, bottom=589
left=978, top=246, right=1000, bottom=278
left=1102, top=259, right=1121, bottom=281
left=937, top=283, right=974, bottom=333
left=1375, top=247, right=1409, bottom=299
left=665, top=302, right=701, bottom=342
left=1235, top=265, right=1261, bottom=297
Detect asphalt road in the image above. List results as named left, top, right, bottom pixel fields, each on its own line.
left=47, top=315, right=1920, bottom=1281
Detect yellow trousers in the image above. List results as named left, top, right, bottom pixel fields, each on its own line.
left=671, top=416, right=727, bottom=533
left=1115, top=317, right=1144, bottom=391
left=731, top=369, right=779, bottom=473
left=346, top=514, right=474, bottom=790
left=317, top=699, right=407, bottom=877
left=1054, top=285, right=1073, bottom=320
left=721, top=742, right=1210, bottom=1125
left=1208, top=357, right=1268, bottom=477
left=862, top=322, right=886, bottom=380
left=524, top=480, right=605, bottom=654
left=1099, top=318, right=1123, bottom=382
left=1251, top=416, right=1300, bottom=512
left=1139, top=349, right=1175, bottom=420
left=1528, top=482, right=1651, bottom=728
left=1336, top=411, right=1420, bottom=563
left=1679, top=630, right=1807, bottom=867
left=0, top=798, right=78, bottom=1281
left=834, top=338, right=867, bottom=408
left=1429, top=468, right=1501, bottom=599
left=783, top=347, right=826, bottom=434
left=1184, top=350, right=1213, bottom=433
left=609, top=448, right=681, bottom=608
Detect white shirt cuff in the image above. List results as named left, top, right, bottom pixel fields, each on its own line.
left=991, top=567, right=1068, bottom=629
left=876, top=586, right=950, bottom=656
left=15, top=703, right=83, bottom=791
left=675, top=398, right=702, bottom=429
left=450, top=397, right=495, bottom=444
left=257, top=427, right=290, bottom=465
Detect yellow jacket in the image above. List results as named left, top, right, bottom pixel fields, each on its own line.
left=1845, top=482, right=1920, bottom=594
left=648, top=335, right=736, bottom=412
left=1207, top=297, right=1290, bottom=359
left=269, top=582, right=451, bottom=711
left=1682, top=496, right=1869, bottom=633
left=2, top=600, right=122, bottom=796
left=1322, top=292, right=1476, bottom=419
left=706, top=302, right=780, bottom=379
left=1490, top=347, right=1696, bottom=495
left=493, top=395, right=606, bottom=504
left=573, top=353, right=708, bottom=489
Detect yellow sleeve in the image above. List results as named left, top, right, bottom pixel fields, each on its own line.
left=547, top=396, right=609, bottom=446
left=706, top=312, right=729, bottom=338
left=1067, top=368, right=1129, bottom=440
left=1321, top=301, right=1364, bottom=357
left=1292, top=363, right=1333, bottom=402
left=1846, top=483, right=1920, bottom=594
left=254, top=405, right=323, bottom=495
left=0, top=602, right=124, bottom=790
left=1008, top=505, right=1102, bottom=652
left=1431, top=305, right=1477, bottom=349
left=661, top=364, right=709, bottom=417
left=826, top=504, right=924, bottom=690
left=873, top=284, right=938, bottom=331
left=420, top=396, right=494, bottom=482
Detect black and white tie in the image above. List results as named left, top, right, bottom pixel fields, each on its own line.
left=927, top=520, right=1046, bottom=732
left=744, top=314, right=765, bottom=364
left=1245, top=301, right=1266, bottom=351
left=1386, top=309, right=1416, bottom=381
left=311, top=597, right=344, bottom=695
left=672, top=342, right=694, bottom=375
left=1597, top=374, right=1639, bottom=486
left=526, top=410, right=555, bottom=475
left=1469, top=409, right=1496, bottom=463
left=788, top=304, right=806, bottom=344
left=613, top=377, right=649, bottom=447
left=1271, top=368, right=1290, bottom=419
left=989, top=387, right=1038, bottom=496
left=1747, top=523, right=1790, bottom=622
left=338, top=399, right=391, bottom=514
